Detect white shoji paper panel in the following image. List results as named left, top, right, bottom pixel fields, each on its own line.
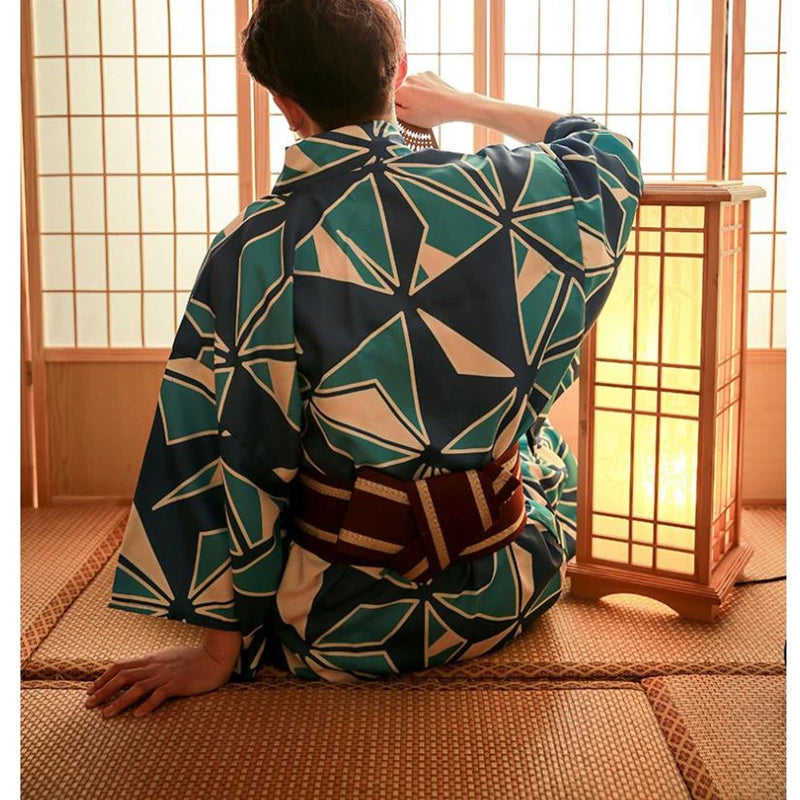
left=502, top=0, right=715, bottom=181
left=32, top=0, right=240, bottom=347
left=740, top=0, right=785, bottom=348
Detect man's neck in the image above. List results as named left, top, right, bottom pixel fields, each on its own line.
left=298, top=106, right=398, bottom=139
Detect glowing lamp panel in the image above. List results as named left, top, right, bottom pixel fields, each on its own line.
left=589, top=204, right=706, bottom=577
left=710, top=202, right=746, bottom=569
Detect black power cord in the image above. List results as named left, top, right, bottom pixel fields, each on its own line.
left=733, top=574, right=786, bottom=586
left=730, top=574, right=788, bottom=665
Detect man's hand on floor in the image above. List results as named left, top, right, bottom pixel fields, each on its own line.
left=84, top=644, right=237, bottom=719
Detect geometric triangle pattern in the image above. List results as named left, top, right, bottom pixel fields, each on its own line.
left=295, top=175, right=399, bottom=292
left=108, top=115, right=642, bottom=684
left=386, top=172, right=503, bottom=294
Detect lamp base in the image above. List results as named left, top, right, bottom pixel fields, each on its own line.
left=565, top=542, right=754, bottom=622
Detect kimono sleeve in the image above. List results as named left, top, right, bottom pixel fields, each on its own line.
left=539, top=115, right=644, bottom=326
left=473, top=114, right=642, bottom=324
left=108, top=204, right=302, bottom=681
left=470, top=115, right=642, bottom=416
left=538, top=117, right=642, bottom=406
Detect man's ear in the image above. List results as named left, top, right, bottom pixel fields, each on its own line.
left=273, top=93, right=301, bottom=130
left=394, top=52, right=408, bottom=88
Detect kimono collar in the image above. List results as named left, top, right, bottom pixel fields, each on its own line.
left=273, top=119, right=413, bottom=192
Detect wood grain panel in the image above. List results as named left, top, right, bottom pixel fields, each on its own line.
left=706, top=0, right=728, bottom=179
left=727, top=0, right=746, bottom=180
left=46, top=362, right=165, bottom=498
left=21, top=0, right=51, bottom=504
left=473, top=0, right=489, bottom=151
left=22, top=215, right=35, bottom=507
left=486, top=0, right=505, bottom=144
left=21, top=288, right=34, bottom=508
left=44, top=351, right=783, bottom=503
left=236, top=0, right=254, bottom=207
left=741, top=351, right=786, bottom=503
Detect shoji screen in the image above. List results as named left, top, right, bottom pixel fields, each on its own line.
left=502, top=0, right=721, bottom=180
left=31, top=0, right=243, bottom=350
left=727, top=0, right=785, bottom=501
left=22, top=0, right=248, bottom=502
left=22, top=0, right=783, bottom=503
left=731, top=0, right=785, bottom=349
left=400, top=0, right=478, bottom=152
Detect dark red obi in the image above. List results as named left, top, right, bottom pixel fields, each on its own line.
left=287, top=443, right=527, bottom=583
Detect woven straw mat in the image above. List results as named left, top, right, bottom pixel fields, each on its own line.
left=22, top=507, right=784, bottom=682
left=22, top=679, right=690, bottom=800
left=738, top=506, right=785, bottom=581
left=21, top=505, right=128, bottom=663
left=25, top=549, right=784, bottom=683
left=642, top=674, right=786, bottom=800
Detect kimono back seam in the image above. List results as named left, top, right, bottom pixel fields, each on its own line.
left=108, top=115, right=643, bottom=682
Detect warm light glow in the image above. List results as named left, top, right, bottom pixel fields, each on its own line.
left=596, top=254, right=635, bottom=361
left=662, top=257, right=702, bottom=366
left=635, top=256, right=660, bottom=362
left=632, top=415, right=656, bottom=518
left=593, top=410, right=631, bottom=517
left=664, top=206, right=705, bottom=229
left=588, top=203, right=709, bottom=576
left=579, top=187, right=760, bottom=615
left=591, top=538, right=629, bottom=564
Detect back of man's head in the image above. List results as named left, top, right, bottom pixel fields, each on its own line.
left=241, top=0, right=405, bottom=132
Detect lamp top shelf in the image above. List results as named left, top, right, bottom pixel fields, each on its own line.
left=642, top=181, right=767, bottom=205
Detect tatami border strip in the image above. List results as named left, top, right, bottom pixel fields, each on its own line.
left=641, top=676, right=726, bottom=800
left=20, top=515, right=128, bottom=666
left=22, top=654, right=786, bottom=684
left=21, top=677, right=646, bottom=693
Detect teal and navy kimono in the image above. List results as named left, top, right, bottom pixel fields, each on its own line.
left=108, top=115, right=643, bottom=683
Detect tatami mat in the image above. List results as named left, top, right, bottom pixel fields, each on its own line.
left=24, top=540, right=785, bottom=683
left=20, top=505, right=128, bottom=663
left=739, top=506, right=786, bottom=581
left=24, top=555, right=204, bottom=680
left=20, top=505, right=786, bottom=799
left=435, top=576, right=785, bottom=681
left=642, top=674, right=786, bottom=800
left=21, top=679, right=690, bottom=800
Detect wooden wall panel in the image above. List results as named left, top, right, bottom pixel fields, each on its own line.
left=21, top=226, right=35, bottom=507
left=740, top=351, right=786, bottom=503
left=44, top=351, right=783, bottom=504
left=46, top=362, right=165, bottom=500
left=21, top=0, right=51, bottom=504
left=21, top=322, right=34, bottom=508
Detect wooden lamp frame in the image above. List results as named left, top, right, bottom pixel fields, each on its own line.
left=567, top=182, right=766, bottom=622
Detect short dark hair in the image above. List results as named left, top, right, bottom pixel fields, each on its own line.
left=241, top=0, right=405, bottom=132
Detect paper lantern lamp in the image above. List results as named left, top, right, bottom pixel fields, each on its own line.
left=567, top=183, right=766, bottom=621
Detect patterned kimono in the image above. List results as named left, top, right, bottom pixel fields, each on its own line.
left=108, top=115, right=643, bottom=683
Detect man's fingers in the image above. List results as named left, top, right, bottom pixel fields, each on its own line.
left=86, top=667, right=153, bottom=708
left=131, top=685, right=175, bottom=718
left=88, top=658, right=148, bottom=695
left=99, top=678, right=163, bottom=718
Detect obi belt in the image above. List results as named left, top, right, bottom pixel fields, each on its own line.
left=288, top=443, right=527, bottom=583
